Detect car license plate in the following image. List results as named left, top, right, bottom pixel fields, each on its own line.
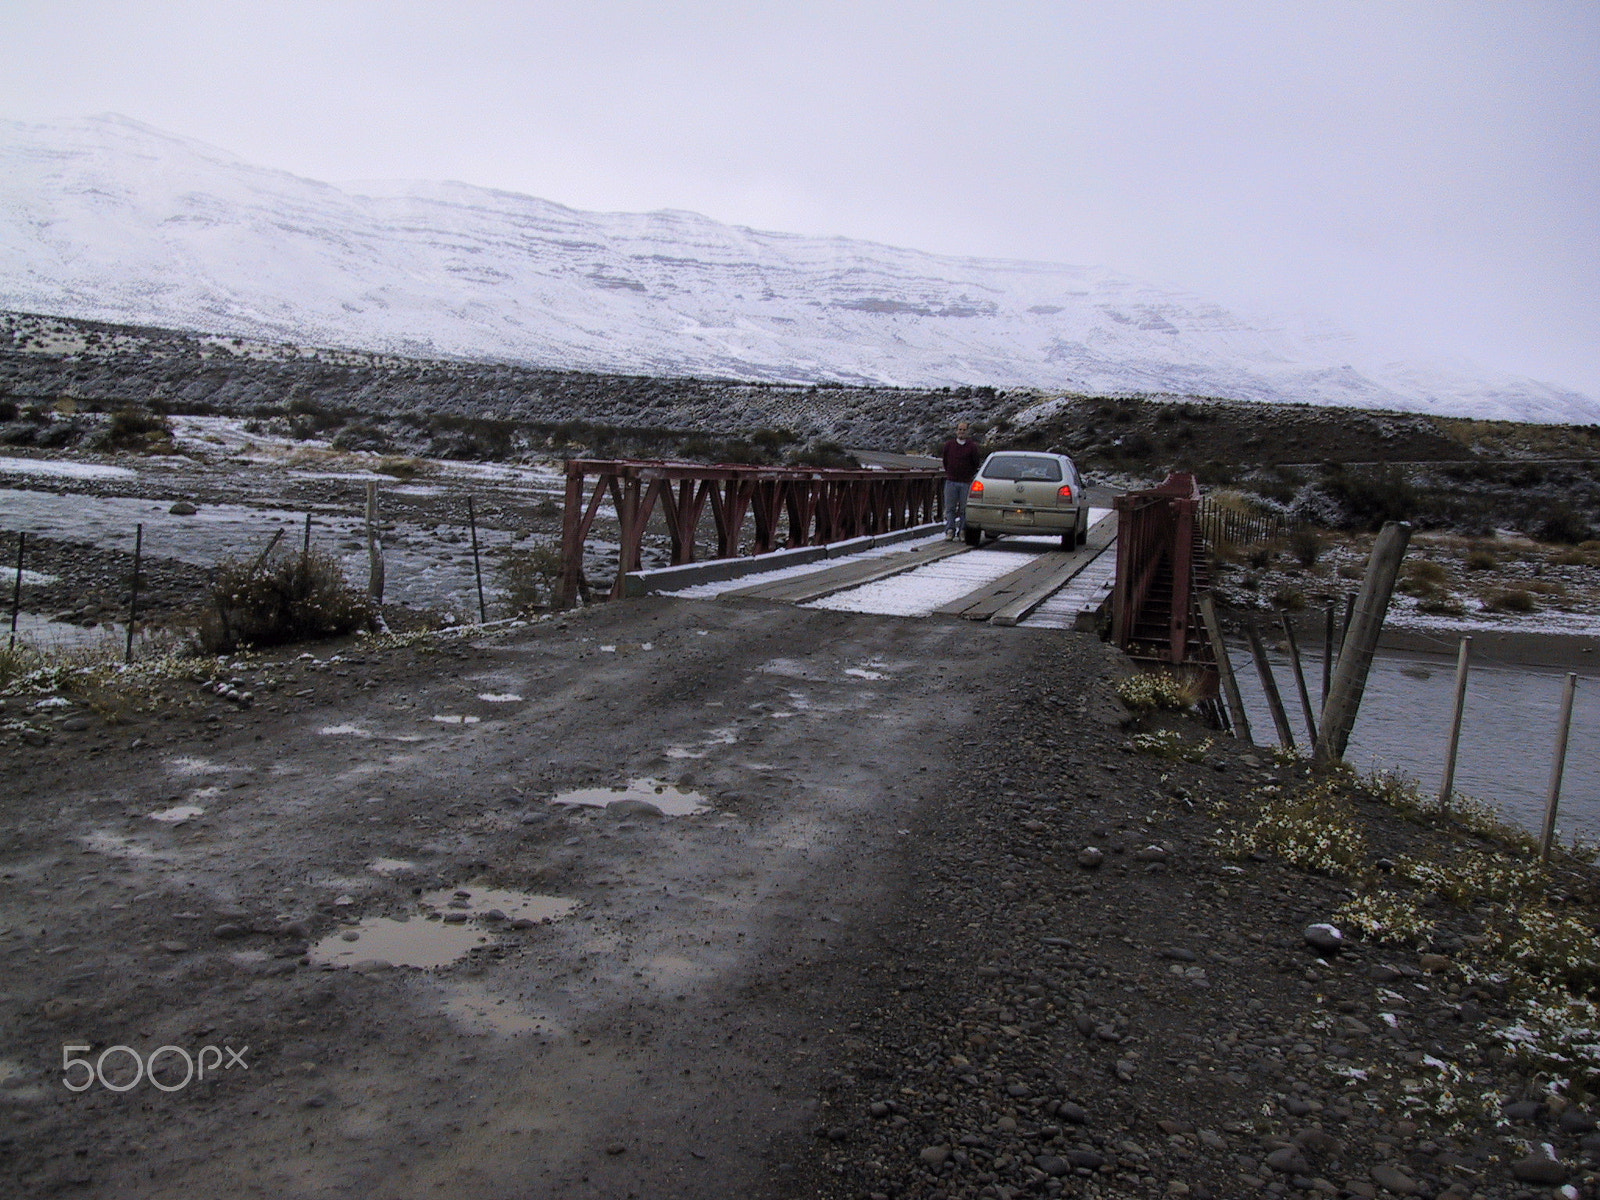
left=1004, top=509, right=1034, bottom=525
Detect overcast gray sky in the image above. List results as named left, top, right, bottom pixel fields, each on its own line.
left=2, top=0, right=1597, bottom=397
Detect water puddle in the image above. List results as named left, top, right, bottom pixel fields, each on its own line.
left=310, top=916, right=490, bottom=970
left=421, top=887, right=579, bottom=925
left=477, top=693, right=523, bottom=703
left=309, top=886, right=578, bottom=970
left=148, top=805, right=205, bottom=824
left=547, top=778, right=712, bottom=817
left=664, top=747, right=705, bottom=759
left=845, top=666, right=886, bottom=681
left=318, top=724, right=374, bottom=737
left=431, top=714, right=480, bottom=725
left=368, top=858, right=416, bottom=875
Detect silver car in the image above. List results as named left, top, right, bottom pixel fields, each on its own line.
left=963, top=451, right=1089, bottom=549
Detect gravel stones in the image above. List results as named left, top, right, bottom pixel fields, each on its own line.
left=1076, top=847, right=1104, bottom=869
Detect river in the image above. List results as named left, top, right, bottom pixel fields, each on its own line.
left=1230, top=638, right=1600, bottom=843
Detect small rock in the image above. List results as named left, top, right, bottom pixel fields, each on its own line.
left=1503, top=1099, right=1544, bottom=1123
left=1559, top=1107, right=1597, bottom=1133
left=1066, top=1148, right=1104, bottom=1169
left=1293, top=1129, right=1342, bottom=1155
left=212, top=923, right=248, bottom=940
left=1035, top=1154, right=1071, bottom=1177
left=60, top=716, right=91, bottom=732
left=1264, top=1146, right=1311, bottom=1175
left=169, top=500, right=198, bottom=515
left=159, top=940, right=189, bottom=953
left=1077, top=847, right=1104, bottom=869
left=1509, top=1149, right=1568, bottom=1184
left=1419, top=952, right=1450, bottom=973
left=1304, top=924, right=1344, bottom=955
left=1057, top=1102, right=1088, bottom=1125
left=1132, top=845, right=1168, bottom=862
left=605, top=1142, right=627, bottom=1156
left=919, top=1144, right=950, bottom=1167
left=1369, top=1163, right=1421, bottom=1194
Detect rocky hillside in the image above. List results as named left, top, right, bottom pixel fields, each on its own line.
left=4, top=114, right=1597, bottom=424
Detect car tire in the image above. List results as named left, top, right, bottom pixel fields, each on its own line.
left=963, top=526, right=982, bottom=547
left=1060, top=529, right=1074, bottom=550
left=1077, top=521, right=1089, bottom=548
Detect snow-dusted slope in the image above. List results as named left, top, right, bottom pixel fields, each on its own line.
left=2, top=114, right=1595, bottom=424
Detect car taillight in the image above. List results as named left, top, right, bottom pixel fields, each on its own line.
left=969, top=480, right=984, bottom=495
left=1057, top=485, right=1074, bottom=500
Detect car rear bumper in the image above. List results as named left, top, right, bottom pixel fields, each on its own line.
left=965, top=503, right=1082, bottom=532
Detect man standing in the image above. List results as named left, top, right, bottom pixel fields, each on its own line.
left=940, top=421, right=982, bottom=541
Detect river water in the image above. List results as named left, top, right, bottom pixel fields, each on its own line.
left=1231, top=640, right=1600, bottom=842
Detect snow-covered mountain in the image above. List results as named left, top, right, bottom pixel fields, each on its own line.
left=2, top=114, right=1596, bottom=424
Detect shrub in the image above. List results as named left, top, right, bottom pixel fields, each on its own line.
left=787, top=440, right=859, bottom=469
left=1538, top=506, right=1594, bottom=546
left=1115, top=669, right=1205, bottom=712
left=1487, top=588, right=1536, bottom=613
left=200, top=549, right=375, bottom=653
left=1271, top=587, right=1306, bottom=611
left=1321, top=464, right=1418, bottom=530
left=1465, top=546, right=1499, bottom=571
left=497, top=542, right=564, bottom=614
left=1334, top=892, right=1435, bottom=948
left=1483, top=905, right=1600, bottom=994
left=1397, top=850, right=1541, bottom=906
left=1288, top=527, right=1323, bottom=567
left=1218, top=778, right=1368, bottom=877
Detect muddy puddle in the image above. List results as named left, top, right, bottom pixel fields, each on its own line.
left=548, top=777, right=712, bottom=816
left=310, top=886, right=579, bottom=970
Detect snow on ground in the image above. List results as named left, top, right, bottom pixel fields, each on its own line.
left=661, top=535, right=948, bottom=599
left=0, top=488, right=506, bottom=613
left=1021, top=548, right=1118, bottom=629
left=1386, top=605, right=1600, bottom=639
left=0, top=456, right=137, bottom=481
left=807, top=536, right=1063, bottom=618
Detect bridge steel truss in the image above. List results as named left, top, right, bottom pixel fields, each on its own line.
left=557, top=458, right=943, bottom=605
left=1111, top=471, right=1213, bottom=679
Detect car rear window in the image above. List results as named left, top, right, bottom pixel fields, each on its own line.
left=982, top=455, right=1064, bottom=482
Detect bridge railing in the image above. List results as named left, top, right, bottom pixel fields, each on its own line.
left=558, top=459, right=944, bottom=605
left=1111, top=472, right=1203, bottom=666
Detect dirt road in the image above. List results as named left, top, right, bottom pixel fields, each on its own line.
left=3, top=597, right=1091, bottom=1199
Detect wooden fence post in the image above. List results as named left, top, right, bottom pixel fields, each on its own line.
left=1280, top=613, right=1318, bottom=744
left=8, top=531, right=22, bottom=650
left=1244, top=616, right=1296, bottom=750
left=1314, top=521, right=1412, bottom=765
left=365, top=481, right=385, bottom=604
left=1539, top=672, right=1579, bottom=863
left=125, top=523, right=142, bottom=664
left=1200, top=594, right=1252, bottom=742
left=1438, top=636, right=1472, bottom=814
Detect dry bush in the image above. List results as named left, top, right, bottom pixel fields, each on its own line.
left=200, top=549, right=375, bottom=653
left=1487, top=588, right=1536, bottom=613
left=1288, top=527, right=1323, bottom=567
left=1465, top=546, right=1499, bottom=571
left=498, top=542, right=564, bottom=614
